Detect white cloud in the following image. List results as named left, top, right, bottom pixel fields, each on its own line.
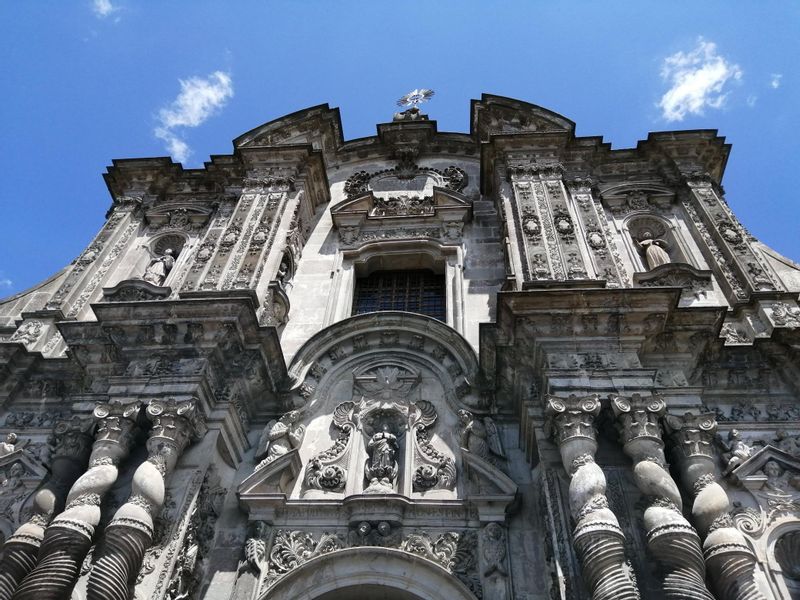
left=746, top=94, right=758, bottom=108
left=92, top=0, right=116, bottom=18
left=0, top=273, right=12, bottom=292
left=658, top=38, right=742, bottom=122
left=770, top=73, right=783, bottom=89
left=154, top=71, right=233, bottom=163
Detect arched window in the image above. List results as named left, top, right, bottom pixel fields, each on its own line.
left=352, top=269, right=445, bottom=321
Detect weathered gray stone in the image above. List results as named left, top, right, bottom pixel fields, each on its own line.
left=1, top=95, right=799, bottom=599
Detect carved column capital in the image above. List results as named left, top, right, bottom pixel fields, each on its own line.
left=663, top=412, right=717, bottom=463
left=51, top=416, right=96, bottom=460
left=611, top=394, right=666, bottom=448
left=544, top=394, right=600, bottom=446
left=145, top=397, right=207, bottom=469
left=91, top=401, right=140, bottom=463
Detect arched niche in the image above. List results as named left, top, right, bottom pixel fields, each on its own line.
left=622, top=213, right=694, bottom=272
left=767, top=522, right=800, bottom=599
left=287, top=311, right=481, bottom=411
left=284, top=312, right=484, bottom=500
left=262, top=547, right=478, bottom=600
left=125, top=231, right=190, bottom=289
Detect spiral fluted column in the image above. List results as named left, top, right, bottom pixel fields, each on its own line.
left=87, top=397, right=206, bottom=600
left=664, top=412, right=765, bottom=600
left=545, top=394, right=640, bottom=600
left=12, top=402, right=140, bottom=600
left=611, top=395, right=714, bottom=600
left=0, top=418, right=94, bottom=600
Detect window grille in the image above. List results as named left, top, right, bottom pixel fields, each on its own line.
left=352, top=270, right=445, bottom=321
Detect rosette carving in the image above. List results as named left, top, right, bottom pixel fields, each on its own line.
left=545, top=394, right=639, bottom=600
left=304, top=401, right=357, bottom=494
left=87, top=398, right=207, bottom=600
left=13, top=402, right=140, bottom=600
left=664, top=413, right=765, bottom=600
left=410, top=401, right=455, bottom=492
left=611, top=395, right=714, bottom=599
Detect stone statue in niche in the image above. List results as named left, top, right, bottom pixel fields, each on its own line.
left=458, top=410, right=505, bottom=467
left=637, top=230, right=670, bottom=270
left=364, top=423, right=399, bottom=493
left=141, top=246, right=176, bottom=286
left=254, top=410, right=305, bottom=470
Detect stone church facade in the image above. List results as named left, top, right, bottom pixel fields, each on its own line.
left=0, top=95, right=799, bottom=600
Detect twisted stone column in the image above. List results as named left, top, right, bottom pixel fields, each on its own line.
left=12, top=402, right=140, bottom=600
left=87, top=397, right=206, bottom=600
left=545, top=394, right=640, bottom=600
left=611, top=395, right=714, bottom=600
left=664, top=413, right=765, bottom=600
left=0, top=417, right=94, bottom=600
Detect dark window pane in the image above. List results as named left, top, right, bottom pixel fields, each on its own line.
left=352, top=269, right=445, bottom=321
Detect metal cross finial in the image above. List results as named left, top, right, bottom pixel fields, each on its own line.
left=396, top=88, right=435, bottom=108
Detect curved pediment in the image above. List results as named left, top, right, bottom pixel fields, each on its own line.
left=287, top=312, right=483, bottom=411
left=471, top=94, right=575, bottom=141
left=233, top=103, right=344, bottom=151
left=330, top=187, right=471, bottom=248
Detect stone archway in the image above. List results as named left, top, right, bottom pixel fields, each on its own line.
left=263, top=547, right=478, bottom=600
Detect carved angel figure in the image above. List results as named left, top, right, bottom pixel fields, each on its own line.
left=142, top=247, right=175, bottom=286
left=254, top=410, right=305, bottom=470
left=0, top=433, right=18, bottom=457
left=365, top=423, right=399, bottom=490
left=718, top=428, right=755, bottom=471
left=458, top=410, right=505, bottom=465
left=637, top=230, right=670, bottom=270
left=481, top=522, right=508, bottom=577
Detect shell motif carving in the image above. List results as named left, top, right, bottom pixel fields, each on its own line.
left=303, top=401, right=357, bottom=493
left=775, top=531, right=800, bottom=580
left=410, top=401, right=456, bottom=492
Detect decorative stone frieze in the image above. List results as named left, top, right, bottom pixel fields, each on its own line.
left=545, top=394, right=640, bottom=600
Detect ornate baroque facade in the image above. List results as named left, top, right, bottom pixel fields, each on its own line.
left=1, top=95, right=800, bottom=600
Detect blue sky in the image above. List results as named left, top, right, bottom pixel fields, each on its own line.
left=1, top=1, right=798, bottom=296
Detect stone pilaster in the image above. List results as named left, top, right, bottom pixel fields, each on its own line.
left=87, top=397, right=207, bottom=600
left=610, top=395, right=713, bottom=600
left=0, top=417, right=94, bottom=600
left=664, top=412, right=765, bottom=600
left=544, top=394, right=640, bottom=600
left=13, top=402, right=140, bottom=600
left=681, top=172, right=778, bottom=300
